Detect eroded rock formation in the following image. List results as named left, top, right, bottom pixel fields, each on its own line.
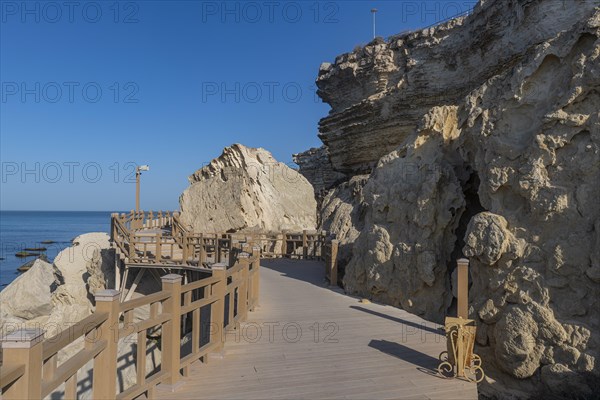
left=299, top=0, right=600, bottom=397
left=292, top=146, right=346, bottom=195
left=180, top=144, right=317, bottom=233
left=0, top=233, right=156, bottom=398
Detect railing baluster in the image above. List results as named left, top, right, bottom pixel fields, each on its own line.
left=65, top=370, right=77, bottom=398
left=238, top=253, right=250, bottom=321
left=137, top=330, right=147, bottom=386
left=42, top=353, right=57, bottom=382
left=251, top=246, right=261, bottom=310
left=302, top=230, right=308, bottom=259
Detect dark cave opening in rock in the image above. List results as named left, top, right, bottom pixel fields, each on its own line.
left=447, top=167, right=486, bottom=315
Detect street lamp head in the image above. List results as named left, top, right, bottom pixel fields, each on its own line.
left=138, top=165, right=150, bottom=172
left=371, top=8, right=378, bottom=13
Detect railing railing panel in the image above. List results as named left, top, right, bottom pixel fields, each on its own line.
left=111, top=210, right=332, bottom=269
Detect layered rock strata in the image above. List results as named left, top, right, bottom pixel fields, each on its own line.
left=299, top=0, right=600, bottom=396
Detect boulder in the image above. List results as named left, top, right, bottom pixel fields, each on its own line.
left=180, top=144, right=317, bottom=233
left=0, top=258, right=61, bottom=321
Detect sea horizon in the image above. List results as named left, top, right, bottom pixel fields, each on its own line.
left=0, top=210, right=117, bottom=288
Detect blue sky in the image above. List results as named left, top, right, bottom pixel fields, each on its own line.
left=0, top=0, right=475, bottom=211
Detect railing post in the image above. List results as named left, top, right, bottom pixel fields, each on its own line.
left=238, top=253, right=250, bottom=321
left=159, top=274, right=184, bottom=391
left=251, top=246, right=261, bottom=310
left=211, top=264, right=227, bottom=354
left=302, top=230, right=308, bottom=259
left=329, top=239, right=339, bottom=287
left=280, top=230, right=287, bottom=257
left=156, top=233, right=162, bottom=264
left=319, top=231, right=327, bottom=260
left=182, top=232, right=188, bottom=263
left=457, top=258, right=469, bottom=319
left=199, top=233, right=205, bottom=265
left=129, top=233, right=135, bottom=261
left=93, top=289, right=120, bottom=399
left=215, top=236, right=221, bottom=263
left=172, top=213, right=178, bottom=237
left=0, top=328, right=44, bottom=400
left=110, top=213, right=117, bottom=242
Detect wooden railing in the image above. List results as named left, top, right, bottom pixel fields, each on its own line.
left=323, top=239, right=339, bottom=287
left=111, top=211, right=335, bottom=267
left=0, top=251, right=261, bottom=399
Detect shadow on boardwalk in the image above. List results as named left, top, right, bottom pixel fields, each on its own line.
left=155, top=259, right=477, bottom=399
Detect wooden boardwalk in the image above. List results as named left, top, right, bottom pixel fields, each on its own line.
left=156, top=259, right=477, bottom=400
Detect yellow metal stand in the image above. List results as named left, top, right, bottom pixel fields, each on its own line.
left=437, top=259, right=485, bottom=383
left=437, top=317, right=484, bottom=382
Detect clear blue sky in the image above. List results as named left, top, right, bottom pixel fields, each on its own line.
left=0, top=0, right=475, bottom=211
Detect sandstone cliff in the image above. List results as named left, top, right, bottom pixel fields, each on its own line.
left=297, top=0, right=600, bottom=397
left=180, top=144, right=317, bottom=233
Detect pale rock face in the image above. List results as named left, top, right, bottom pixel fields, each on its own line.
left=343, top=106, right=465, bottom=320
left=463, top=213, right=518, bottom=266
left=299, top=0, right=600, bottom=396
left=292, top=146, right=347, bottom=196
left=0, top=259, right=61, bottom=321
left=316, top=0, right=598, bottom=175
left=180, top=144, right=317, bottom=233
left=319, top=175, right=368, bottom=269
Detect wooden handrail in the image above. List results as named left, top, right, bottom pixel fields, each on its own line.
left=42, top=312, right=108, bottom=360
left=120, top=290, right=170, bottom=313
left=181, top=275, right=220, bottom=293
left=0, top=363, right=25, bottom=388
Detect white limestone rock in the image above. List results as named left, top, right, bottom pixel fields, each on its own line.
left=0, top=259, right=61, bottom=321
left=299, top=0, right=600, bottom=396
left=180, top=144, right=317, bottom=233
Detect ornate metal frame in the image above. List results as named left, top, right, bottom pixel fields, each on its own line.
left=437, top=316, right=485, bottom=383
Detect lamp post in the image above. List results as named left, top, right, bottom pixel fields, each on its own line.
left=135, top=165, right=150, bottom=212
left=371, top=8, right=378, bottom=39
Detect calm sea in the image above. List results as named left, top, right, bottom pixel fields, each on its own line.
left=0, top=211, right=115, bottom=289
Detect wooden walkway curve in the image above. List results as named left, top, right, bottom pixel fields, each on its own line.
left=155, top=259, right=478, bottom=400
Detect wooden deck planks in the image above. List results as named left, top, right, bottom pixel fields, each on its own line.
left=155, top=259, right=477, bottom=399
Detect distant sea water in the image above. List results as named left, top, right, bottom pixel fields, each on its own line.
left=0, top=211, right=115, bottom=289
